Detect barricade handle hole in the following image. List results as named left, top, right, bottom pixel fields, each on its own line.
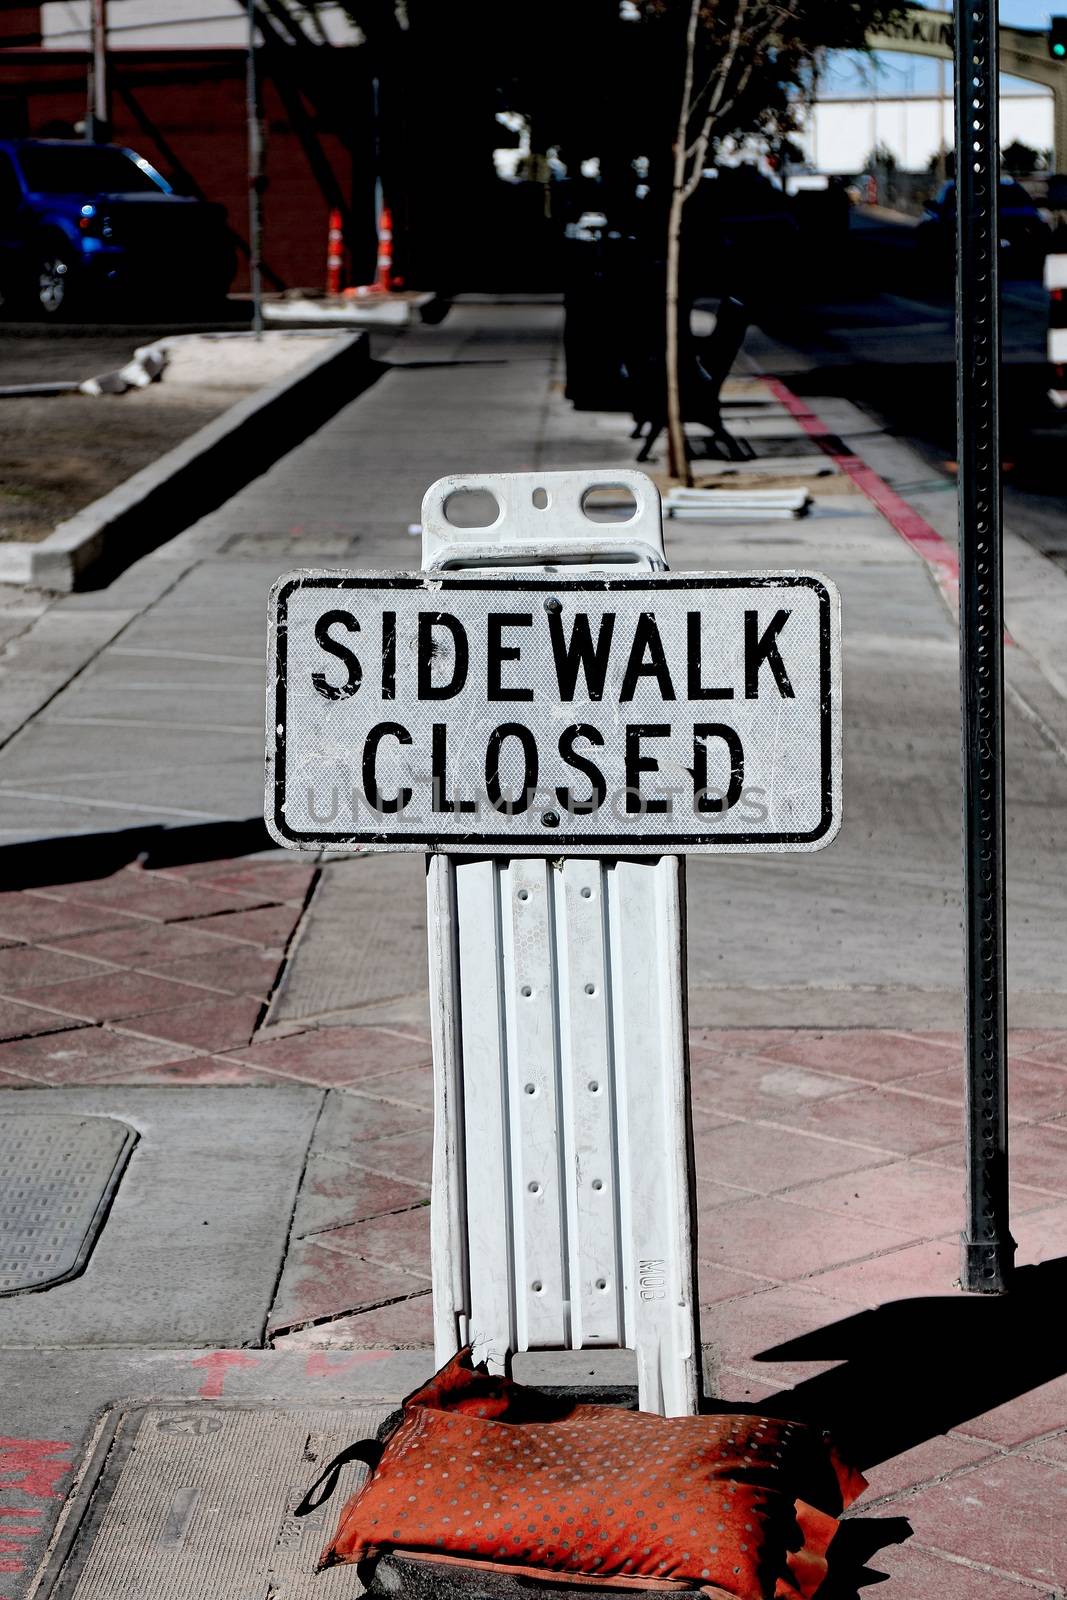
left=532, top=487, right=549, bottom=509
left=442, top=488, right=500, bottom=528
left=521, top=984, right=533, bottom=998
left=532, top=1280, right=544, bottom=1293
left=581, top=484, right=638, bottom=524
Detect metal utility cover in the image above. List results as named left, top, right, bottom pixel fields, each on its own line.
left=267, top=571, right=842, bottom=854
left=52, top=1403, right=391, bottom=1600
left=0, top=1115, right=135, bottom=1295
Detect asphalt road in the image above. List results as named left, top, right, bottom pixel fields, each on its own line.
left=752, top=208, right=1067, bottom=571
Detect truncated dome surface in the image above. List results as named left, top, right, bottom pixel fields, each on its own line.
left=56, top=1405, right=392, bottom=1600
left=0, top=1114, right=135, bottom=1294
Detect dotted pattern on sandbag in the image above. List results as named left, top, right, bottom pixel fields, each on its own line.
left=321, top=1351, right=864, bottom=1600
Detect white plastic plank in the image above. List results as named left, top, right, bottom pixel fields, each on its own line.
left=424, top=470, right=699, bottom=1415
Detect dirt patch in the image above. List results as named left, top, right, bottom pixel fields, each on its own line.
left=0, top=332, right=333, bottom=544
left=0, top=391, right=240, bottom=542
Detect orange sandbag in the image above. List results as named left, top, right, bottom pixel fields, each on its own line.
left=317, top=1349, right=865, bottom=1598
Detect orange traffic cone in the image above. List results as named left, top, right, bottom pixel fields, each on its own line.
left=374, top=206, right=394, bottom=292
left=325, top=208, right=343, bottom=296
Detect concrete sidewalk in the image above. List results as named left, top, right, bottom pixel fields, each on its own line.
left=0, top=303, right=1065, bottom=1599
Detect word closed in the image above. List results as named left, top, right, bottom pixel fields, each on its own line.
left=267, top=572, right=841, bottom=854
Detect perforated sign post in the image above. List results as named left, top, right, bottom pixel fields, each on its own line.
left=266, top=470, right=842, bottom=1415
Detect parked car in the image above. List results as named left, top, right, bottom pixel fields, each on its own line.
left=0, top=139, right=236, bottom=317
left=916, top=177, right=1051, bottom=278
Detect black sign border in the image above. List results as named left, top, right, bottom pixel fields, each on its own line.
left=271, top=573, right=837, bottom=850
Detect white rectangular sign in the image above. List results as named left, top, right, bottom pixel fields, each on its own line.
left=266, top=571, right=841, bottom=854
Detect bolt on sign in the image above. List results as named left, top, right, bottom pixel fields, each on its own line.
left=266, top=571, right=841, bottom=853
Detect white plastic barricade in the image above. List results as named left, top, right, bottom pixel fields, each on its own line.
left=265, top=467, right=843, bottom=1419
left=421, top=471, right=699, bottom=1416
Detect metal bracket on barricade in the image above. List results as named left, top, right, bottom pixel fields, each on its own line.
left=265, top=467, right=843, bottom=1417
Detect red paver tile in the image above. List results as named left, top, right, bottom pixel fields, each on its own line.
left=0, top=998, right=89, bottom=1043
left=354, top=1130, right=433, bottom=1187
left=0, top=944, right=114, bottom=990
left=1019, top=1034, right=1067, bottom=1068
left=299, top=1158, right=429, bottom=1230
left=689, top=1053, right=859, bottom=1122
left=699, top=1282, right=868, bottom=1379
left=895, top=1059, right=1067, bottom=1124
left=93, top=1056, right=280, bottom=1085
left=183, top=861, right=317, bottom=903
left=783, top=1160, right=963, bottom=1237
left=694, top=1195, right=912, bottom=1281
left=750, top=1030, right=962, bottom=1084
left=861, top=1537, right=1041, bottom=1600
left=902, top=1453, right=1066, bottom=1586
left=811, top=1240, right=964, bottom=1306
left=0, top=1026, right=188, bottom=1082
left=121, top=995, right=263, bottom=1052
left=54, top=920, right=248, bottom=965
left=952, top=1375, right=1067, bottom=1447
left=697, top=1176, right=760, bottom=1209
left=771, top=1086, right=963, bottom=1155
left=1013, top=1201, right=1067, bottom=1267
left=0, top=1067, right=41, bottom=1085
left=268, top=1239, right=427, bottom=1332
left=708, top=1368, right=784, bottom=1405
left=6, top=969, right=208, bottom=1023
left=861, top=1434, right=998, bottom=1504
left=921, top=1123, right=1067, bottom=1195
left=0, top=896, right=141, bottom=944
left=138, top=945, right=282, bottom=999
left=1023, top=1430, right=1067, bottom=1465
left=693, top=1118, right=886, bottom=1194
left=55, top=868, right=277, bottom=922
left=696, top=1262, right=775, bottom=1305
left=323, top=1206, right=431, bottom=1277
left=272, top=1293, right=434, bottom=1350
left=227, top=1025, right=432, bottom=1087
left=782, top=1159, right=1051, bottom=1237
left=193, top=904, right=302, bottom=948
left=352, top=1064, right=434, bottom=1109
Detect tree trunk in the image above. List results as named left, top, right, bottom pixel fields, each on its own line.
left=665, top=183, right=690, bottom=485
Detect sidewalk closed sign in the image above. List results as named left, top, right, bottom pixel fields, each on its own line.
left=267, top=571, right=841, bottom=854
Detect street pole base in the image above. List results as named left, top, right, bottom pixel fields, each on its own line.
left=960, top=1232, right=1016, bottom=1293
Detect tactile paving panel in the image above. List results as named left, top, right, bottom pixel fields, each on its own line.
left=54, top=1404, right=392, bottom=1600
left=0, top=1114, right=136, bottom=1294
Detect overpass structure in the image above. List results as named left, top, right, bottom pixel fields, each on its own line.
left=867, top=7, right=1067, bottom=170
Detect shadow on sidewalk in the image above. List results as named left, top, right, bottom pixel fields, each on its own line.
left=706, top=1257, right=1067, bottom=1595
left=755, top=1255, right=1067, bottom=1470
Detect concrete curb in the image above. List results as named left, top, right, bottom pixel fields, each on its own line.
left=0, top=331, right=373, bottom=593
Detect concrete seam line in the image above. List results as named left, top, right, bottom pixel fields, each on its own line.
left=3, top=332, right=372, bottom=593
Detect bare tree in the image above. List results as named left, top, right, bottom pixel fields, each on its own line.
left=665, top=0, right=797, bottom=479
left=658, top=0, right=894, bottom=479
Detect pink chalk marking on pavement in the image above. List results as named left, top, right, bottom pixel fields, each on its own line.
left=763, top=376, right=962, bottom=612
left=189, top=1350, right=259, bottom=1398
left=0, top=1438, right=74, bottom=1598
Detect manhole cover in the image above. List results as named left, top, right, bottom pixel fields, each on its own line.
left=0, top=1115, right=136, bottom=1295
left=51, top=1404, right=391, bottom=1600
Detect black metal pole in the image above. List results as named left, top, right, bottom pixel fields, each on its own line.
left=953, top=0, right=1015, bottom=1291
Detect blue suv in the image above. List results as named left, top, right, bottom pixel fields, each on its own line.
left=0, top=139, right=236, bottom=317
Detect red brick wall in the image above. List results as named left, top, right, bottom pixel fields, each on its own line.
left=0, top=48, right=377, bottom=291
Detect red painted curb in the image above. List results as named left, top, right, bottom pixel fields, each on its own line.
left=763, top=377, right=961, bottom=612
